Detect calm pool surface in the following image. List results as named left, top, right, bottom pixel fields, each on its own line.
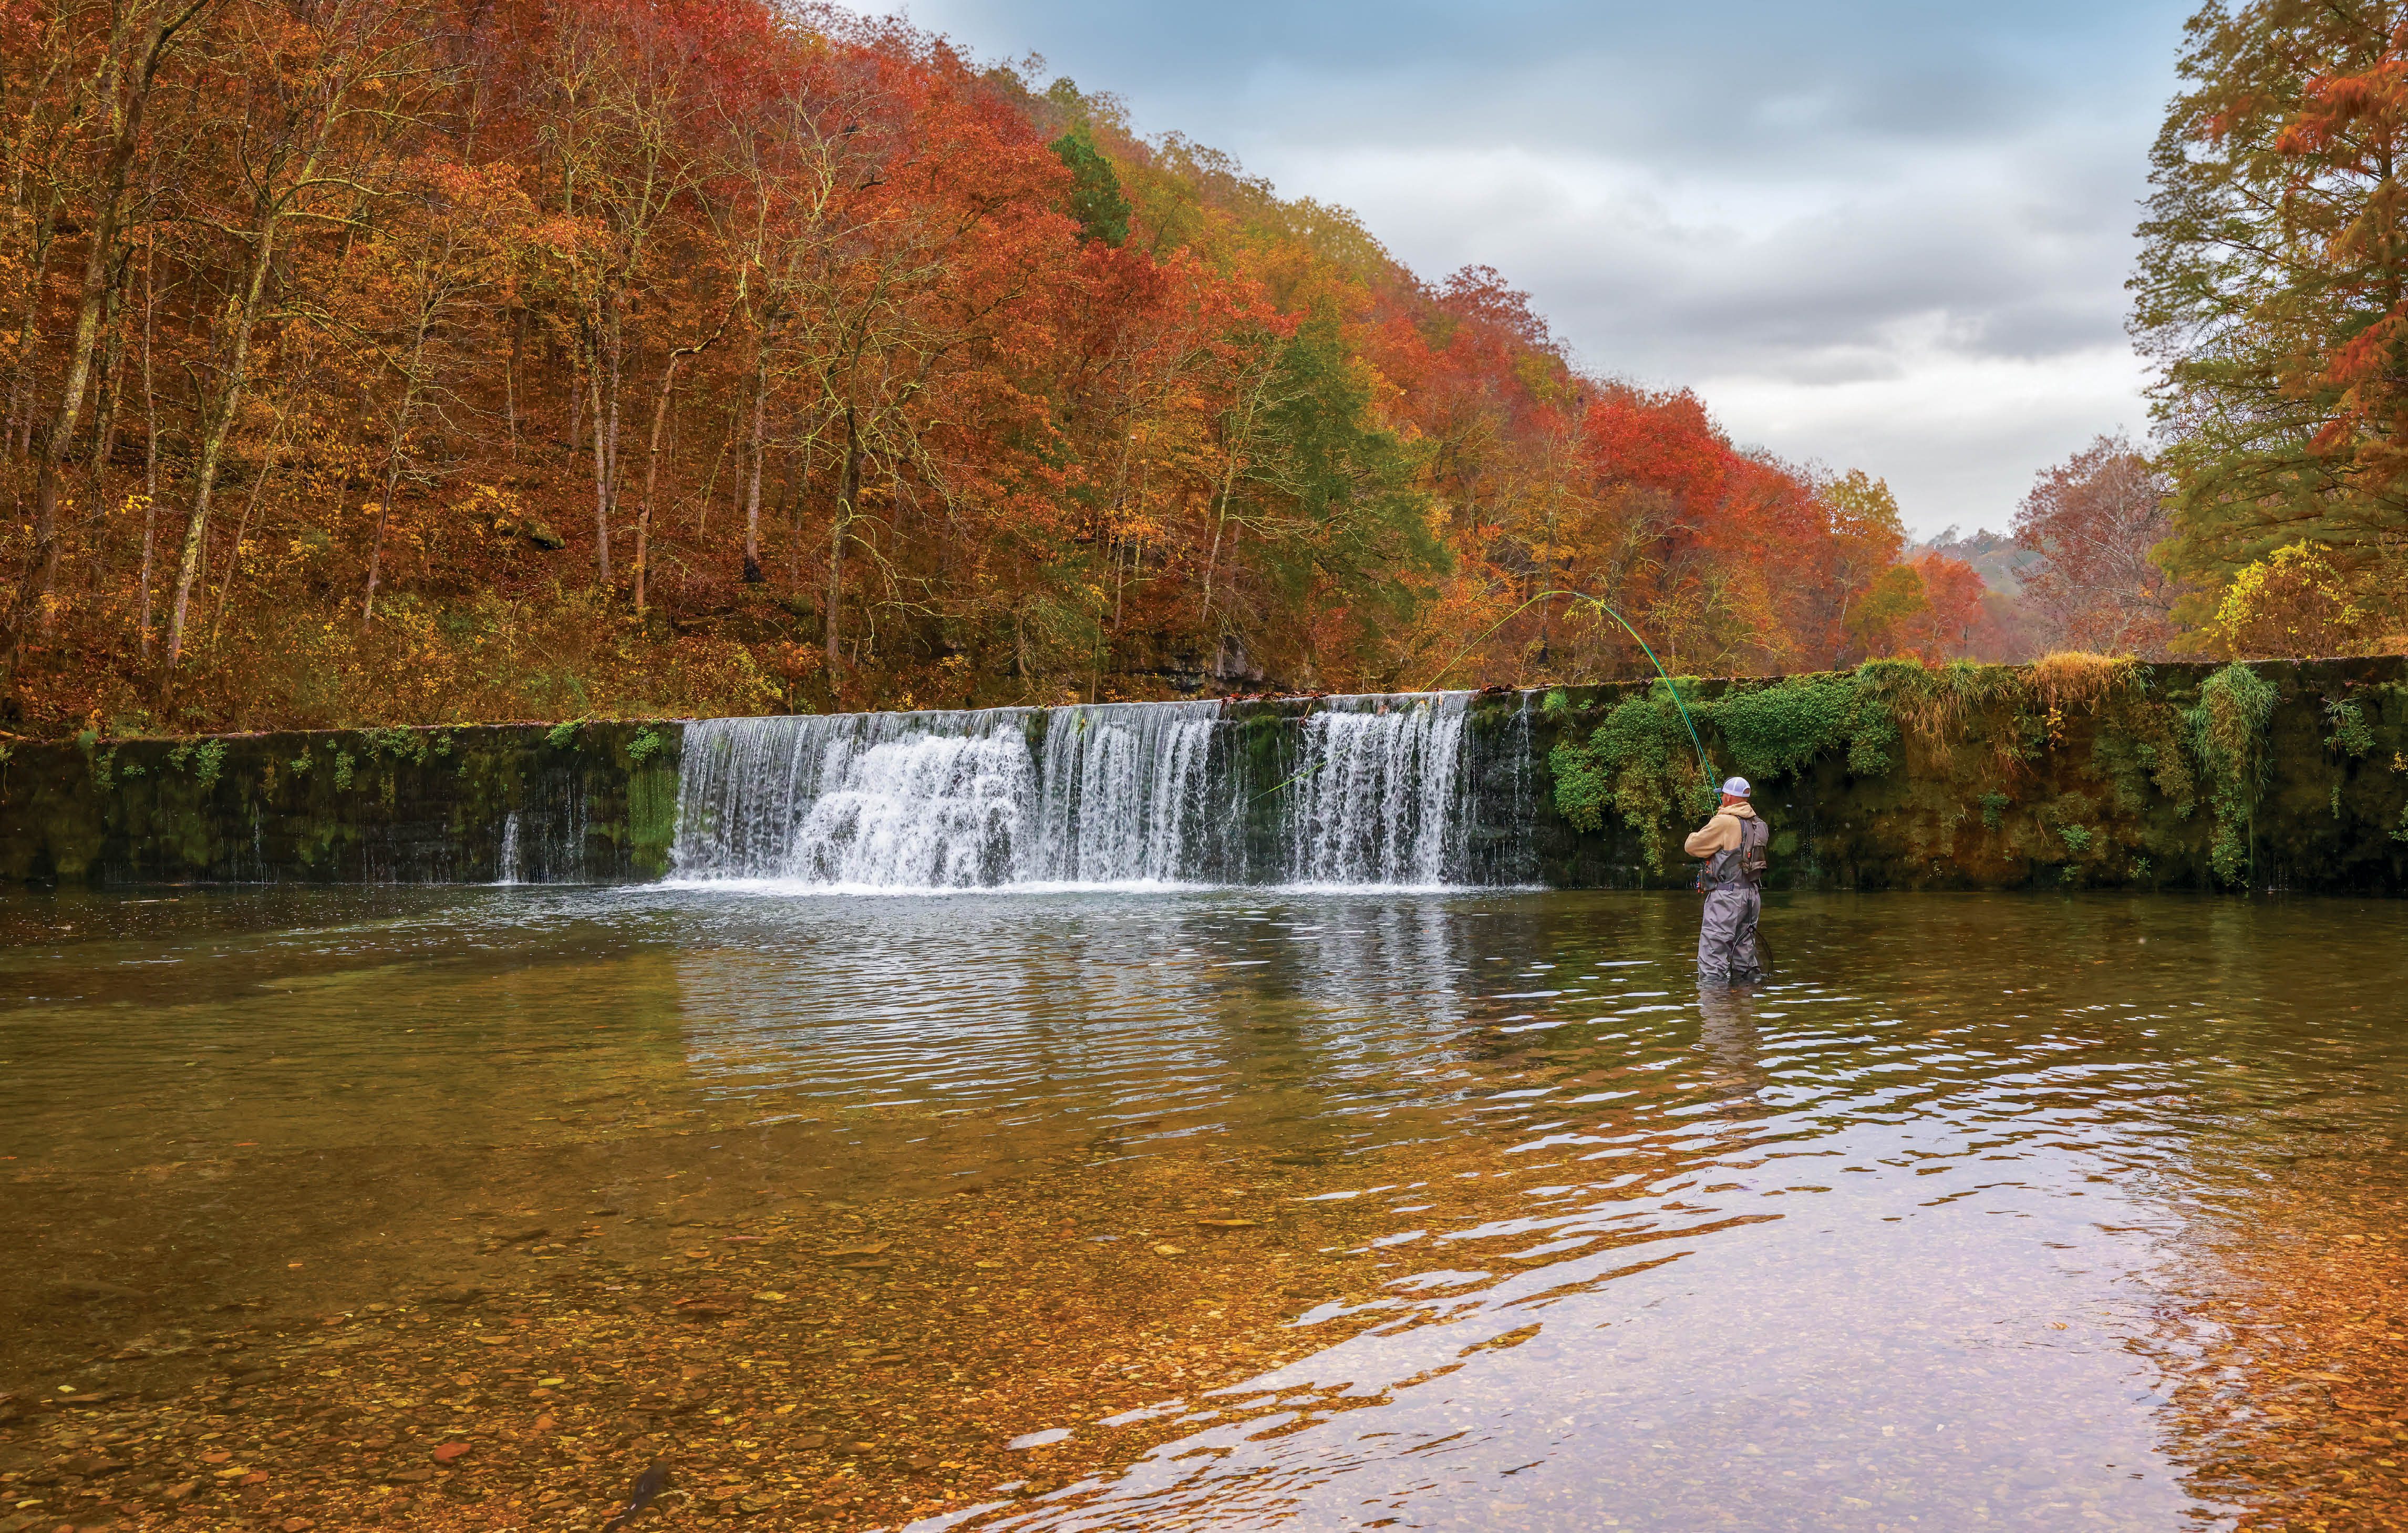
left=1, top=889, right=2402, bottom=1531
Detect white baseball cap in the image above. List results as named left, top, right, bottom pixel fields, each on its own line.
left=1720, top=777, right=1751, bottom=798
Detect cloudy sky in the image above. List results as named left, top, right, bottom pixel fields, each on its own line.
left=842, top=0, right=2198, bottom=538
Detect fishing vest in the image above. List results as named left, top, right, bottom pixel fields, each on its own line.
left=1697, top=815, right=1770, bottom=892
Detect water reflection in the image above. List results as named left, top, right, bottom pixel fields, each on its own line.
left=0, top=890, right=2402, bottom=1531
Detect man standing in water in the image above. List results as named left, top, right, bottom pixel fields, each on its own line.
left=1686, top=777, right=1769, bottom=985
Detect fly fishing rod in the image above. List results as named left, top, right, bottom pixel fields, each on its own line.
left=1420, top=588, right=1715, bottom=784
left=1423, top=591, right=1776, bottom=976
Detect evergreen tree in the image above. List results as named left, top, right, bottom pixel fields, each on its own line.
left=1047, top=127, right=1130, bottom=247
left=2133, top=0, right=2408, bottom=624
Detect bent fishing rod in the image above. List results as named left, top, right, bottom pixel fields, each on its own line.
left=1419, top=588, right=1715, bottom=784
left=1422, top=589, right=1771, bottom=974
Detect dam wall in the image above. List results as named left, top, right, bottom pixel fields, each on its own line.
left=0, top=720, right=681, bottom=885
left=2, top=657, right=2402, bottom=893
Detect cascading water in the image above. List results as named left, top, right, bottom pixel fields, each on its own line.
left=495, top=814, right=522, bottom=886
left=1033, top=703, right=1227, bottom=884
left=672, top=709, right=1039, bottom=889
left=1286, top=695, right=1466, bottom=886
left=670, top=691, right=1507, bottom=890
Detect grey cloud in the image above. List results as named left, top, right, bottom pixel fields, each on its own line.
left=862, top=0, right=2198, bottom=531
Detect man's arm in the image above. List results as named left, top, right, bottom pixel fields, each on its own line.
left=1683, top=812, right=1738, bottom=860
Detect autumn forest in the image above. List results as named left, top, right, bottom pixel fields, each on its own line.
left=1, top=0, right=2403, bottom=736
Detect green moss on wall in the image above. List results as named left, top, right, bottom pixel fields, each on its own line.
left=1530, top=656, right=2408, bottom=894
left=0, top=720, right=687, bottom=885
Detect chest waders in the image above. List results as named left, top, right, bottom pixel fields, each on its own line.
left=1697, top=816, right=1769, bottom=985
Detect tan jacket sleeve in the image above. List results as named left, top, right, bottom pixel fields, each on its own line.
left=1684, top=812, right=1740, bottom=860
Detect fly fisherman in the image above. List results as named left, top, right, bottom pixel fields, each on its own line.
left=1685, top=777, right=1769, bottom=986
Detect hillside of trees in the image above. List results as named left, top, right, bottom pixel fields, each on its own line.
left=0, top=0, right=1999, bottom=736
left=9, top=0, right=2401, bottom=740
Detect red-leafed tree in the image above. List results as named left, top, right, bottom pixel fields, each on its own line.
left=2013, top=434, right=2180, bottom=656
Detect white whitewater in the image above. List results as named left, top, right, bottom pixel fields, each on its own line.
left=1033, top=702, right=1225, bottom=883
left=671, top=692, right=1481, bottom=890
left=1288, top=695, right=1466, bottom=886
left=495, top=813, right=522, bottom=885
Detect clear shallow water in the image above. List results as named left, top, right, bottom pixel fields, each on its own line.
left=2, top=889, right=2403, bottom=1530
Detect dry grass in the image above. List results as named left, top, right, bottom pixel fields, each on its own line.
left=2026, top=651, right=2144, bottom=714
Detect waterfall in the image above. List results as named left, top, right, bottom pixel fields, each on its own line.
left=671, top=692, right=1499, bottom=890
left=1287, top=695, right=1466, bottom=886
left=1033, top=702, right=1227, bottom=883
left=671, top=709, right=1039, bottom=889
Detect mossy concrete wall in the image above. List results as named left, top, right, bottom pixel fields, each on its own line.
left=2, top=658, right=2403, bottom=891
left=0, top=721, right=680, bottom=884
left=1514, top=656, right=2408, bottom=894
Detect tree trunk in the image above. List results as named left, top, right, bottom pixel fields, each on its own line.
left=164, top=172, right=284, bottom=670
left=210, top=397, right=292, bottom=650
left=360, top=436, right=409, bottom=626
left=566, top=343, right=583, bottom=456
left=740, top=351, right=768, bottom=584
left=635, top=322, right=721, bottom=616
left=636, top=357, right=684, bottom=615
left=694, top=400, right=737, bottom=537
left=825, top=409, right=859, bottom=665
left=89, top=270, right=129, bottom=493
left=600, top=294, right=624, bottom=568
left=136, top=227, right=158, bottom=657
left=362, top=323, right=430, bottom=626
left=503, top=307, right=521, bottom=462
left=4, top=210, right=59, bottom=459
left=586, top=316, right=612, bottom=583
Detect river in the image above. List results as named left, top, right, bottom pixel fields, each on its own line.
left=3, top=887, right=2403, bottom=1530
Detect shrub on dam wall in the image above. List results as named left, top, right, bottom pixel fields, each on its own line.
left=1530, top=656, right=2408, bottom=892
